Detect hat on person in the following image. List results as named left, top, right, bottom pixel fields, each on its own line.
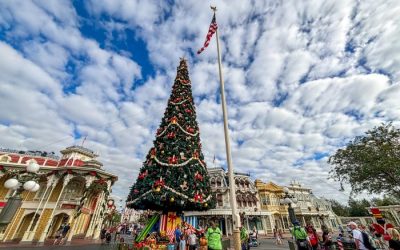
left=347, top=221, right=357, bottom=227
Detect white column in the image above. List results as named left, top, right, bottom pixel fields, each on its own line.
left=269, top=215, right=275, bottom=233
left=22, top=175, right=57, bottom=242
left=38, top=174, right=73, bottom=243
left=66, top=176, right=96, bottom=243
left=85, top=191, right=105, bottom=238
left=28, top=177, right=59, bottom=241
left=224, top=215, right=228, bottom=236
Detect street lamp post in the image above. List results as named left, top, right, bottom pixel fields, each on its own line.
left=0, top=162, right=41, bottom=226
left=280, top=187, right=298, bottom=225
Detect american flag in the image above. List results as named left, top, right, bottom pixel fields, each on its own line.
left=197, top=13, right=218, bottom=54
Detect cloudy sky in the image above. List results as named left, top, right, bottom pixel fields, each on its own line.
left=0, top=0, right=399, bottom=206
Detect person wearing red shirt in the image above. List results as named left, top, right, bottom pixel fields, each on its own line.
left=372, top=219, right=394, bottom=241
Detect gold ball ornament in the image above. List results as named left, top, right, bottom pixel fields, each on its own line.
left=204, top=203, right=208, bottom=207
left=170, top=197, right=175, bottom=202
left=154, top=186, right=161, bottom=193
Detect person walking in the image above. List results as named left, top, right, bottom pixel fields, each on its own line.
left=240, top=226, right=249, bottom=250
left=187, top=231, right=197, bottom=250
left=387, top=228, right=400, bottom=250
left=53, top=226, right=64, bottom=245
left=306, top=226, right=319, bottom=250
left=59, top=223, right=71, bottom=245
left=175, top=225, right=182, bottom=249
left=348, top=221, right=368, bottom=250
left=205, top=222, right=222, bottom=250
left=292, top=221, right=308, bottom=250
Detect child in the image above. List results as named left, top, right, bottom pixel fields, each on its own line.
left=179, top=234, right=186, bottom=250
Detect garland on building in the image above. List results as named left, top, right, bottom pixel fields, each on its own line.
left=127, top=59, right=215, bottom=212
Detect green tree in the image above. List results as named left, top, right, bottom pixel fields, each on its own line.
left=126, top=59, right=215, bottom=212
left=329, top=123, right=400, bottom=198
left=329, top=199, right=349, bottom=217
left=348, top=198, right=370, bottom=217
left=371, top=195, right=400, bottom=206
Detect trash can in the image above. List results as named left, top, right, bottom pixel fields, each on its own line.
left=288, top=240, right=296, bottom=250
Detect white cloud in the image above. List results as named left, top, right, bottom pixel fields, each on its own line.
left=0, top=0, right=399, bottom=205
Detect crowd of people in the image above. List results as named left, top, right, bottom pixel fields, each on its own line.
left=290, top=218, right=400, bottom=250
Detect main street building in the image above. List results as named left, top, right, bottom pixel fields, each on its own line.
left=0, top=145, right=117, bottom=244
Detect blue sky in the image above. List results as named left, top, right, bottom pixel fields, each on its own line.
left=0, top=0, right=399, bottom=205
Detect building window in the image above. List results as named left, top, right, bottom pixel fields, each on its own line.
left=261, top=195, right=268, bottom=206
left=217, top=194, right=223, bottom=207
left=60, top=179, right=84, bottom=201
left=35, top=183, right=51, bottom=200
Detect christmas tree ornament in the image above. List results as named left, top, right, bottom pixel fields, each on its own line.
left=195, top=171, right=203, bottom=181
left=168, top=155, right=178, bottom=165
left=167, top=132, right=176, bottom=139
left=180, top=152, right=186, bottom=160
left=170, top=117, right=178, bottom=124
left=170, top=197, right=175, bottom=202
left=180, top=181, right=189, bottom=191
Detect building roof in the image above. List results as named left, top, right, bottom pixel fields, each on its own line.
left=0, top=146, right=117, bottom=180
left=255, top=179, right=283, bottom=192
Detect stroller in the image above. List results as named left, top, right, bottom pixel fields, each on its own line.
left=248, top=235, right=259, bottom=247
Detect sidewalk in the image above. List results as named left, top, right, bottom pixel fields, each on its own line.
left=0, top=238, right=101, bottom=248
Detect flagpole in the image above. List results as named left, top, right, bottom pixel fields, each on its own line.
left=211, top=6, right=241, bottom=250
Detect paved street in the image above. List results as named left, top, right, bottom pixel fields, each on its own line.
left=0, top=238, right=293, bottom=249
left=252, top=238, right=291, bottom=250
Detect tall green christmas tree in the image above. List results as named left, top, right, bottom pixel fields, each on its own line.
left=127, top=59, right=215, bottom=212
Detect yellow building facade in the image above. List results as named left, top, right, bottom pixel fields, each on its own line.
left=255, top=180, right=290, bottom=231
left=0, top=145, right=117, bottom=245
left=255, top=180, right=339, bottom=232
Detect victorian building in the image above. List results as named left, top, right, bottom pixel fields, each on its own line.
left=255, top=179, right=339, bottom=232
left=287, top=181, right=338, bottom=230
left=0, top=145, right=117, bottom=244
left=255, top=180, right=289, bottom=232
left=184, top=167, right=271, bottom=235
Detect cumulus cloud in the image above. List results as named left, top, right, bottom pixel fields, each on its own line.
left=0, top=0, right=399, bottom=205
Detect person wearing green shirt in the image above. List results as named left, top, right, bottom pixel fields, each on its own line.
left=291, top=221, right=308, bottom=250
left=240, top=226, right=249, bottom=250
left=206, top=222, right=222, bottom=250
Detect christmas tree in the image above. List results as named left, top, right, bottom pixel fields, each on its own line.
left=127, top=59, right=215, bottom=212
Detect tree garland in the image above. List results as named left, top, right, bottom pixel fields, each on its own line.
left=152, top=155, right=206, bottom=168
left=156, top=119, right=199, bottom=138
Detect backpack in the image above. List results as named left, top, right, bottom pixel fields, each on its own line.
left=293, top=227, right=307, bottom=240
left=361, top=231, right=376, bottom=250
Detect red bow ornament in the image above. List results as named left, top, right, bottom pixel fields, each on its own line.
left=195, top=171, right=203, bottom=181
left=168, top=214, right=178, bottom=223
left=194, top=192, right=203, bottom=202
left=168, top=155, right=178, bottom=165
left=150, top=148, right=156, bottom=158
left=154, top=178, right=165, bottom=188
left=138, top=170, right=148, bottom=180
left=167, top=132, right=176, bottom=139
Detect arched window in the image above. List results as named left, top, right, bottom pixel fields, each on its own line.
left=60, top=179, right=85, bottom=201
